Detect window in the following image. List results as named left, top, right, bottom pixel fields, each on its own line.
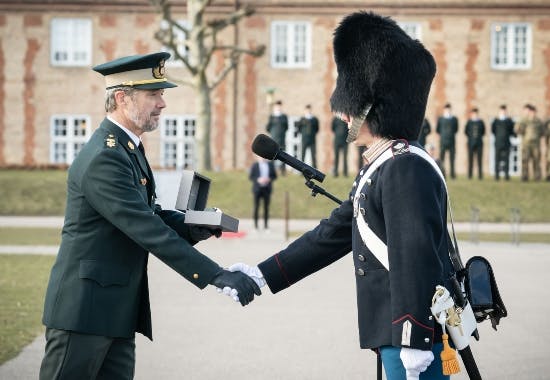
left=50, top=115, right=90, bottom=164
left=50, top=18, right=92, bottom=66
left=160, top=19, right=189, bottom=67
left=398, top=22, right=422, bottom=40
left=160, top=115, right=196, bottom=169
left=270, top=21, right=311, bottom=68
left=491, top=23, right=531, bottom=70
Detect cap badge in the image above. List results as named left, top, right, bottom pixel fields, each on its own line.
left=152, top=59, right=166, bottom=79
left=128, top=141, right=135, bottom=150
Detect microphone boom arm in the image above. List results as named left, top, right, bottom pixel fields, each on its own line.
left=303, top=174, right=343, bottom=205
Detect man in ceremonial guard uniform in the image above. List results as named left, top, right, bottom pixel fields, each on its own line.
left=229, top=12, right=456, bottom=380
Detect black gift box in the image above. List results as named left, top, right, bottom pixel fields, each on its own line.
left=175, top=170, right=239, bottom=232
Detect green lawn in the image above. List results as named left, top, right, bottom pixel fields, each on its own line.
left=0, top=254, right=54, bottom=364
left=0, top=228, right=61, bottom=246
left=1, top=168, right=549, bottom=222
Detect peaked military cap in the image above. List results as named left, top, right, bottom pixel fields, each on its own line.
left=330, top=12, right=436, bottom=141
left=93, top=52, right=177, bottom=90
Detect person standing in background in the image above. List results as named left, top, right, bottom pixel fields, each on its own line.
left=491, top=104, right=515, bottom=181
left=465, top=107, right=485, bottom=179
left=297, top=104, right=320, bottom=168
left=249, top=157, right=277, bottom=232
left=266, top=100, right=288, bottom=175
left=418, top=118, right=431, bottom=147
left=332, top=116, right=349, bottom=177
left=436, top=103, right=458, bottom=179
left=515, top=104, right=544, bottom=181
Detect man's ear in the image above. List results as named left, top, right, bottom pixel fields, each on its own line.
left=114, top=90, right=127, bottom=106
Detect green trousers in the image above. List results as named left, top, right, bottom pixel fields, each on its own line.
left=39, top=328, right=135, bottom=380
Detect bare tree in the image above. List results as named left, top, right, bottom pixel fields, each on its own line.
left=150, top=0, right=265, bottom=171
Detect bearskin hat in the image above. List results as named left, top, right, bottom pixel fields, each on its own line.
left=330, top=12, right=436, bottom=141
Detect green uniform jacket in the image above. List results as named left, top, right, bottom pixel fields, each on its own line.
left=42, top=118, right=221, bottom=340
left=436, top=116, right=458, bottom=147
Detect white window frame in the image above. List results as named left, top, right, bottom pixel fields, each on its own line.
left=398, top=22, right=422, bottom=40
left=491, top=22, right=532, bottom=70
left=50, top=114, right=91, bottom=164
left=160, top=19, right=189, bottom=67
left=160, top=115, right=197, bottom=169
left=270, top=21, right=311, bottom=69
left=50, top=18, right=92, bottom=67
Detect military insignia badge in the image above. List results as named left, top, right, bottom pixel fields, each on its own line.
left=140, top=178, right=147, bottom=186
left=105, top=137, right=116, bottom=148
left=128, top=141, right=135, bottom=150
left=391, top=139, right=410, bottom=156
left=152, top=59, right=166, bottom=79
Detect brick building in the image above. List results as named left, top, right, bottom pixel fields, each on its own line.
left=1, top=0, right=549, bottom=177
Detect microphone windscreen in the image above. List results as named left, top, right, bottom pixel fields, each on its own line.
left=251, top=134, right=280, bottom=160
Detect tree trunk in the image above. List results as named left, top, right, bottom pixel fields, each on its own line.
left=195, top=72, right=211, bottom=171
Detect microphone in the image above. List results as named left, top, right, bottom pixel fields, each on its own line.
left=251, top=134, right=326, bottom=182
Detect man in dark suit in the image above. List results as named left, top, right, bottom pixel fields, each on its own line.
left=491, top=104, right=515, bottom=180
left=436, top=103, right=459, bottom=179
left=249, top=157, right=277, bottom=231
left=332, top=116, right=349, bottom=176
left=39, top=52, right=260, bottom=380
left=297, top=104, right=320, bottom=168
left=229, top=12, right=454, bottom=379
left=266, top=100, right=288, bottom=174
left=464, top=107, right=485, bottom=179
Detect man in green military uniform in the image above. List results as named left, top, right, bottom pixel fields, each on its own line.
left=266, top=100, right=288, bottom=174
left=491, top=104, right=515, bottom=180
left=464, top=107, right=485, bottom=179
left=297, top=104, right=319, bottom=168
left=436, top=103, right=458, bottom=179
left=332, top=116, right=349, bottom=176
left=515, top=104, right=544, bottom=181
left=39, top=52, right=260, bottom=380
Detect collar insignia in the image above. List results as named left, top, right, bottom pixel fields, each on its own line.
left=128, top=141, right=135, bottom=150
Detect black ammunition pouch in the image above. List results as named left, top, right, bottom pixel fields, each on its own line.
left=464, top=256, right=508, bottom=330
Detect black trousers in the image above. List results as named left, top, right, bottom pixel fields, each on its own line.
left=253, top=187, right=271, bottom=229
left=467, top=144, right=483, bottom=179
left=39, top=328, right=135, bottom=380
left=333, top=143, right=348, bottom=176
left=301, top=141, right=317, bottom=168
left=440, top=144, right=456, bottom=178
left=495, top=146, right=510, bottom=179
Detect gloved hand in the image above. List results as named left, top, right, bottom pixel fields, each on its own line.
left=189, top=226, right=222, bottom=242
left=209, top=269, right=261, bottom=306
left=228, top=262, right=266, bottom=288
left=400, top=347, right=434, bottom=380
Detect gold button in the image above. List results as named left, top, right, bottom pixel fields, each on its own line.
left=358, top=254, right=366, bottom=262
left=193, top=273, right=199, bottom=279
left=356, top=268, right=365, bottom=276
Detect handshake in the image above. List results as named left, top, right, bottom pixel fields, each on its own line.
left=209, top=263, right=265, bottom=306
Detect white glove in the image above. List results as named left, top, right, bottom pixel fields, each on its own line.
left=228, top=263, right=267, bottom=289
left=400, top=347, right=434, bottom=380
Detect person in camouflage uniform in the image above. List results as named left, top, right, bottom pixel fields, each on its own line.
left=491, top=104, right=515, bottom=181
left=464, top=107, right=485, bottom=179
left=436, top=103, right=458, bottom=179
left=515, top=104, right=544, bottom=181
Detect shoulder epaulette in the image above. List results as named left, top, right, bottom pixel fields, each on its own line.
left=104, top=134, right=117, bottom=148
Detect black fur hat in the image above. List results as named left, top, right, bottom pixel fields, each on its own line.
left=330, top=12, right=436, bottom=140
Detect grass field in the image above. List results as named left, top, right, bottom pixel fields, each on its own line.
left=0, top=254, right=54, bottom=365
left=1, top=169, right=549, bottom=222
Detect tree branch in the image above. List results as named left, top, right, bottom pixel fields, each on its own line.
left=208, top=44, right=265, bottom=90
left=204, top=4, right=255, bottom=36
